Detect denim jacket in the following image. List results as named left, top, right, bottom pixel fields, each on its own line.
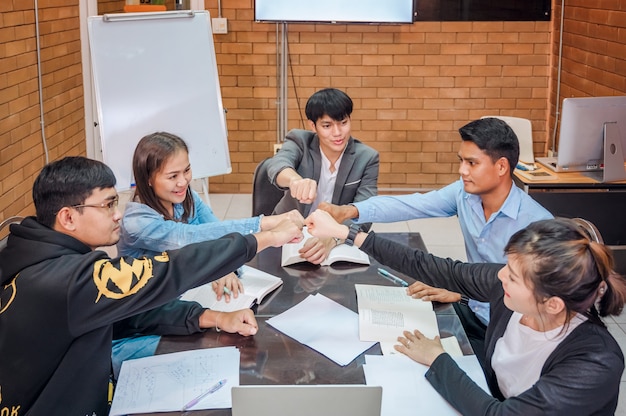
left=117, top=189, right=261, bottom=258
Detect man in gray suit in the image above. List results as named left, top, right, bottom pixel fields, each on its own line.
left=266, top=88, right=379, bottom=264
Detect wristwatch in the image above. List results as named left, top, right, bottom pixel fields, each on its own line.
left=344, top=223, right=361, bottom=247
left=459, top=295, right=470, bottom=306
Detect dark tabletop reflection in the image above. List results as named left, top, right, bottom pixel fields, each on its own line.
left=143, top=233, right=472, bottom=415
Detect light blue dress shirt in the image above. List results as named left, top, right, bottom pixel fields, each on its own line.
left=353, top=179, right=554, bottom=324
left=117, top=189, right=261, bottom=258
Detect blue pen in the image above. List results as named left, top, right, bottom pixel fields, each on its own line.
left=222, top=286, right=231, bottom=296
left=377, top=268, right=409, bottom=287
left=182, top=379, right=227, bottom=411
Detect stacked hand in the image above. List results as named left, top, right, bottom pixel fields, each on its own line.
left=304, top=209, right=347, bottom=240
left=317, top=202, right=358, bottom=223
left=260, top=209, right=305, bottom=230
left=289, top=177, right=318, bottom=204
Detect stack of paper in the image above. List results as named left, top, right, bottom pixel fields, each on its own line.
left=363, top=354, right=490, bottom=416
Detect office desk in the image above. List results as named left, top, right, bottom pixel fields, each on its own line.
left=141, top=233, right=472, bottom=416
left=514, top=169, right=626, bottom=273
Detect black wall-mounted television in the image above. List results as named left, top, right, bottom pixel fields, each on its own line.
left=413, top=0, right=550, bottom=21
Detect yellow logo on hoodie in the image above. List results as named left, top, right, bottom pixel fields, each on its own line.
left=93, top=253, right=169, bottom=301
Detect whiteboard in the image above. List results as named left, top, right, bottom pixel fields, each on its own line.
left=88, top=11, right=230, bottom=190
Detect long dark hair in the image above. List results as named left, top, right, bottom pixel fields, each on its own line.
left=132, top=132, right=194, bottom=222
left=505, top=218, right=626, bottom=326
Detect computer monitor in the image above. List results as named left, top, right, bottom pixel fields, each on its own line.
left=555, top=96, right=626, bottom=182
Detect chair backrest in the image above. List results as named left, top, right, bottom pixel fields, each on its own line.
left=0, top=216, right=25, bottom=251
left=571, top=217, right=604, bottom=244
left=481, top=115, right=534, bottom=164
left=252, top=158, right=285, bottom=217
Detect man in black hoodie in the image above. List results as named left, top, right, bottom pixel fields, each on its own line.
left=0, top=156, right=302, bottom=416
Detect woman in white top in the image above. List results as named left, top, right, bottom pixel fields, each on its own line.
left=305, top=212, right=626, bottom=415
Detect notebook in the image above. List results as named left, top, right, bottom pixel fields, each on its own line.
left=231, top=385, right=382, bottom=416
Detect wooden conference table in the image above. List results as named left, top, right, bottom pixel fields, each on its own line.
left=141, top=233, right=473, bottom=416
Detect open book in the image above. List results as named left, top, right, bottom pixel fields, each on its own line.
left=281, top=227, right=370, bottom=267
left=180, top=265, right=283, bottom=312
left=354, top=284, right=439, bottom=346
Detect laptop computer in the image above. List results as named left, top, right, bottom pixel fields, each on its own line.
left=535, top=156, right=569, bottom=172
left=231, top=385, right=383, bottom=416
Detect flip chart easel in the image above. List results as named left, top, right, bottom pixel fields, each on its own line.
left=87, top=11, right=230, bottom=193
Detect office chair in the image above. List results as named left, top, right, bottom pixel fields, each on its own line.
left=576, top=218, right=626, bottom=276
left=252, top=158, right=285, bottom=217
left=0, top=216, right=24, bottom=251
left=570, top=217, right=604, bottom=244
left=481, top=116, right=534, bottom=164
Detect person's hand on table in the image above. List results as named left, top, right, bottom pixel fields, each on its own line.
left=212, top=272, right=243, bottom=302
left=200, top=309, right=258, bottom=336
left=407, top=281, right=462, bottom=304
left=317, top=202, right=358, bottom=224
left=395, top=329, right=445, bottom=366
left=298, top=236, right=336, bottom=265
left=289, top=177, right=318, bottom=204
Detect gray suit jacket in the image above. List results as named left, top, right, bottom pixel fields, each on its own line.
left=266, top=129, right=379, bottom=218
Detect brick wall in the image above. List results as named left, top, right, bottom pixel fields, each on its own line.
left=206, top=0, right=553, bottom=192
left=1, top=0, right=626, bottom=221
left=1, top=0, right=85, bottom=221
left=548, top=1, right=626, bottom=150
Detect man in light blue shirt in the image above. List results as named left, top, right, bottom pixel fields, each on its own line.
left=320, top=118, right=553, bottom=360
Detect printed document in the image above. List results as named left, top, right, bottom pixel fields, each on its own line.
left=355, top=284, right=439, bottom=353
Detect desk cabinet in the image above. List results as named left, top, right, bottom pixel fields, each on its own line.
left=514, top=171, right=626, bottom=274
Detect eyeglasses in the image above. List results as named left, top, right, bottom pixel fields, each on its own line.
left=70, top=195, right=119, bottom=212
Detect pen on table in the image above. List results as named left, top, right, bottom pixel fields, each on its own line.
left=182, top=378, right=227, bottom=412
left=377, top=268, right=409, bottom=287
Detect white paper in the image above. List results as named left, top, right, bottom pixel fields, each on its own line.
left=110, top=346, right=239, bottom=415
left=266, top=294, right=377, bottom=366
left=355, top=284, right=439, bottom=344
left=180, top=265, right=283, bottom=312
left=363, top=354, right=490, bottom=416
